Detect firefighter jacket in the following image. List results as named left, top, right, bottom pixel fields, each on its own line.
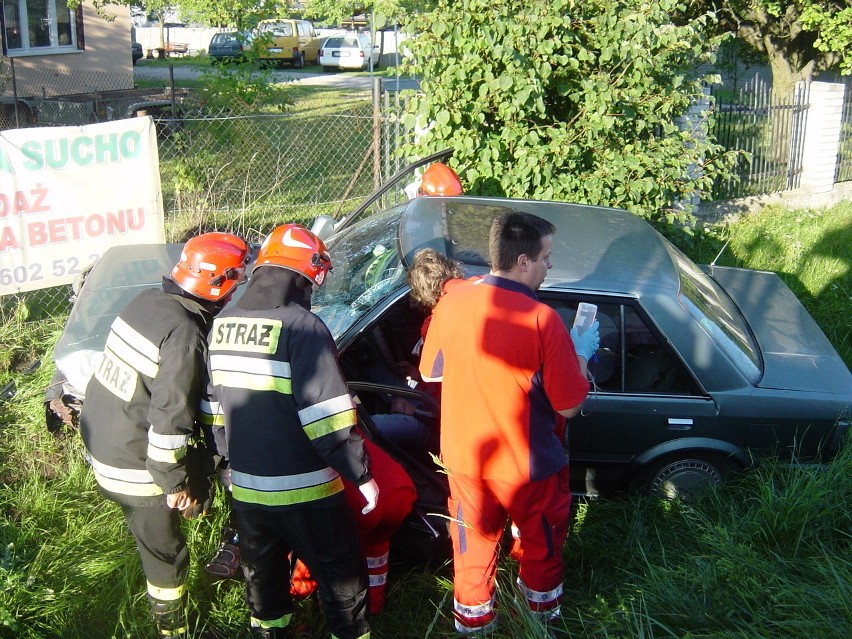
left=203, top=267, right=371, bottom=512
left=80, top=278, right=212, bottom=504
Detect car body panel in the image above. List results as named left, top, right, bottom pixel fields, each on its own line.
left=707, top=265, right=852, bottom=394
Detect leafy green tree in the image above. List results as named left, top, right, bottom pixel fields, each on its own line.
left=133, top=0, right=177, bottom=51
left=801, top=4, right=852, bottom=75
left=400, top=0, right=739, bottom=225
left=688, top=1, right=851, bottom=98
left=301, top=0, right=435, bottom=28
left=176, top=0, right=279, bottom=30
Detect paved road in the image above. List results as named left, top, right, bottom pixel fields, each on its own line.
left=133, top=61, right=409, bottom=90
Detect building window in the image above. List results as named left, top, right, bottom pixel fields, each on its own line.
left=2, top=0, right=82, bottom=54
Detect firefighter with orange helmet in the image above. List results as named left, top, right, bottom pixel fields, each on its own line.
left=80, top=231, right=250, bottom=639
left=204, top=223, right=380, bottom=639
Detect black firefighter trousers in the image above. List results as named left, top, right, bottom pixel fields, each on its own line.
left=234, top=502, right=369, bottom=639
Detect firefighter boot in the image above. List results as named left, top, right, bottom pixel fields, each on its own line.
left=148, top=595, right=188, bottom=639
left=205, top=527, right=241, bottom=579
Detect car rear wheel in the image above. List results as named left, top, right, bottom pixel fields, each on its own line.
left=295, top=53, right=305, bottom=68
left=633, top=453, right=733, bottom=500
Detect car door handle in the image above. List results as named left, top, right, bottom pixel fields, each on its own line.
left=667, top=418, right=693, bottom=430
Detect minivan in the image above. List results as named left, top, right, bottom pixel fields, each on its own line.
left=256, top=19, right=320, bottom=67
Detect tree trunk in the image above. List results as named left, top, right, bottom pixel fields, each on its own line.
left=767, top=49, right=811, bottom=102
left=765, top=49, right=811, bottom=165
left=158, top=17, right=166, bottom=52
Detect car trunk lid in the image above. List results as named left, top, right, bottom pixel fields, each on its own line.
left=706, top=266, right=852, bottom=394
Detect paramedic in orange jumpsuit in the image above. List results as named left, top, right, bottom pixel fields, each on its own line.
left=419, top=210, right=600, bottom=633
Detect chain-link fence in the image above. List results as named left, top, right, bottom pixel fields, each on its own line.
left=0, top=62, right=136, bottom=129
left=0, top=70, right=419, bottom=324
left=158, top=94, right=376, bottom=242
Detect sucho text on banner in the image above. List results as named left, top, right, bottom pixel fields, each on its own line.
left=0, top=117, right=165, bottom=296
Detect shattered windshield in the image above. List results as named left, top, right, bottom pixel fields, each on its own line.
left=313, top=204, right=408, bottom=339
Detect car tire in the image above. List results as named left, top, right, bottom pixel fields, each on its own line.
left=295, top=53, right=305, bottom=69
left=632, top=453, right=734, bottom=500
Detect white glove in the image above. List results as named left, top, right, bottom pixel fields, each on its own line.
left=358, top=478, right=379, bottom=514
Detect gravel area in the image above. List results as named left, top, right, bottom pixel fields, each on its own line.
left=696, top=181, right=852, bottom=222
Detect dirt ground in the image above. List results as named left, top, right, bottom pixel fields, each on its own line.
left=696, top=181, right=852, bottom=222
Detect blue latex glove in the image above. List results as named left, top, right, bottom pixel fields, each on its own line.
left=570, top=320, right=600, bottom=362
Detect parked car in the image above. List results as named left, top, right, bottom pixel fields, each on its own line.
left=46, top=152, right=851, bottom=553
left=131, top=42, right=143, bottom=65
left=207, top=31, right=253, bottom=64
left=319, top=32, right=380, bottom=71
left=255, top=18, right=320, bottom=68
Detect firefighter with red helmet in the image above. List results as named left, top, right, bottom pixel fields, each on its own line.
left=205, top=223, right=379, bottom=639
left=80, top=232, right=250, bottom=639
left=418, top=162, right=464, bottom=197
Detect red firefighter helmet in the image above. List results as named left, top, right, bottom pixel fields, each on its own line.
left=254, top=223, right=332, bottom=287
left=171, top=232, right=250, bottom=302
left=418, top=162, right=463, bottom=197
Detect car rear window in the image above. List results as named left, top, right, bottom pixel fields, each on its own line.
left=669, top=248, right=762, bottom=382
left=325, top=36, right=360, bottom=48
left=263, top=23, right=294, bottom=37
left=212, top=34, right=237, bottom=44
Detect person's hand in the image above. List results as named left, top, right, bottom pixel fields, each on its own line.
left=358, top=478, right=379, bottom=514
left=570, top=320, right=600, bottom=362
left=166, top=487, right=192, bottom=511
left=181, top=498, right=205, bottom=520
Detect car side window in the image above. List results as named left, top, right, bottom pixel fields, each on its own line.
left=544, top=298, right=697, bottom=395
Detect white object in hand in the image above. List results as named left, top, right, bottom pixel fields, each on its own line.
left=572, top=302, right=598, bottom=336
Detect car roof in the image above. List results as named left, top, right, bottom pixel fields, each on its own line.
left=396, top=196, right=681, bottom=297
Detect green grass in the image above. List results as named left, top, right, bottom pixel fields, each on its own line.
left=0, top=201, right=850, bottom=638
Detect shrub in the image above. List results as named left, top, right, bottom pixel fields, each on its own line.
left=400, top=0, right=741, bottom=225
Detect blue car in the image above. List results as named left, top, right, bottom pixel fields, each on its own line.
left=207, top=31, right=253, bottom=64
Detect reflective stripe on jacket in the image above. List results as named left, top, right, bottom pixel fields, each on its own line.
left=80, top=283, right=211, bottom=501
left=205, top=304, right=369, bottom=511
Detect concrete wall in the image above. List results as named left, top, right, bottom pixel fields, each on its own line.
left=799, top=82, right=847, bottom=194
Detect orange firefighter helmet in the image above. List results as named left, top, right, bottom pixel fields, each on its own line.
left=254, top=223, right=332, bottom=287
left=171, top=232, right=250, bottom=302
left=418, top=162, right=463, bottom=197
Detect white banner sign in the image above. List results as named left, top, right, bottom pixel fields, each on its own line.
left=0, top=117, right=165, bottom=295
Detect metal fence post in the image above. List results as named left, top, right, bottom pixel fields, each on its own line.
left=373, top=77, right=382, bottom=190
left=10, top=58, right=19, bottom=128
left=169, top=65, right=176, bottom=119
